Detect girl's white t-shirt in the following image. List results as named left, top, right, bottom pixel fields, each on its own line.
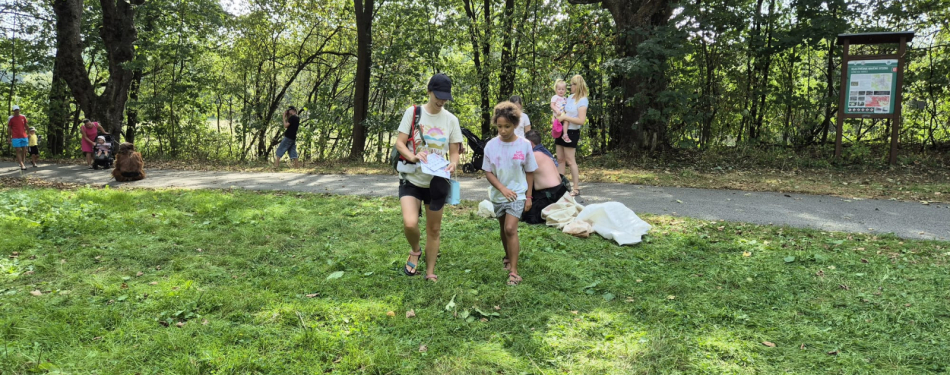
left=564, top=95, right=589, bottom=130
left=481, top=137, right=538, bottom=203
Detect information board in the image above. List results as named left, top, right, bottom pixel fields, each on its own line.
left=845, top=59, right=899, bottom=115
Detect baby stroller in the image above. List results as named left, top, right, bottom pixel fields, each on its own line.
left=92, top=134, right=115, bottom=170
left=460, top=128, right=486, bottom=174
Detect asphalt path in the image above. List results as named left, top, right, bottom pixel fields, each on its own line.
left=3, top=162, right=948, bottom=240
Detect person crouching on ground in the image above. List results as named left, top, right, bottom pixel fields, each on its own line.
left=522, top=130, right=568, bottom=224
left=483, top=101, right=538, bottom=285
left=112, top=142, right=146, bottom=182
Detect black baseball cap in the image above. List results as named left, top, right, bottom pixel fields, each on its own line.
left=428, top=73, right=453, bottom=101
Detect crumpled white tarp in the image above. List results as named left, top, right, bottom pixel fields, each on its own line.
left=542, top=193, right=651, bottom=245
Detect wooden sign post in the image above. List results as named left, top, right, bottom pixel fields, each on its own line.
left=834, top=32, right=914, bottom=165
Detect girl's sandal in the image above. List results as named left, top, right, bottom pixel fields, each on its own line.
left=403, top=250, right=422, bottom=276
left=507, top=273, right=522, bottom=286
left=570, top=188, right=580, bottom=196
left=425, top=274, right=439, bottom=282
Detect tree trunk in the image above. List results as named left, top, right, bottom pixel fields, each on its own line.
left=577, top=0, right=673, bottom=151
left=46, top=57, right=70, bottom=155
left=349, top=0, right=374, bottom=160
left=462, top=0, right=493, bottom=138
left=497, top=0, right=516, bottom=102
left=52, top=0, right=144, bottom=140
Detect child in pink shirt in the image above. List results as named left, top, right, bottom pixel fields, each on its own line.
left=550, top=79, right=570, bottom=142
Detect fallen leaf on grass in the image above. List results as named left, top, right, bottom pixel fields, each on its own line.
left=406, top=310, right=416, bottom=318
left=305, top=293, right=319, bottom=298
left=23, top=270, right=33, bottom=276
left=155, top=265, right=161, bottom=270
left=60, top=259, right=66, bottom=264
left=419, top=344, right=428, bottom=352
left=762, top=341, right=776, bottom=347
left=743, top=251, right=752, bottom=257
left=30, top=290, right=42, bottom=296
left=839, top=284, right=849, bottom=290
left=202, top=319, right=209, bottom=326
left=326, top=271, right=344, bottom=280
left=175, top=322, right=185, bottom=328
left=493, top=305, right=500, bottom=311
left=570, top=310, right=578, bottom=315
left=149, top=282, right=158, bottom=285
left=386, top=311, right=396, bottom=317
left=667, top=295, right=676, bottom=300
left=136, top=271, right=143, bottom=277
left=827, top=350, right=838, bottom=355
left=92, top=336, right=102, bottom=341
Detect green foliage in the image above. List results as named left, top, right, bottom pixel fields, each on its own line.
left=2, top=0, right=949, bottom=161
left=0, top=187, right=948, bottom=373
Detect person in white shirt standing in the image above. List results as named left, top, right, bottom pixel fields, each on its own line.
left=394, top=73, right=463, bottom=282
left=508, top=95, right=531, bottom=138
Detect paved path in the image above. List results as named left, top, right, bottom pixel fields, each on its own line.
left=3, top=162, right=948, bottom=240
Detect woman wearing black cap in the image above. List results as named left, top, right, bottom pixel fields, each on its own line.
left=394, top=73, right=463, bottom=282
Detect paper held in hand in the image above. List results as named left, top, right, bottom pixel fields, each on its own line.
left=420, top=153, right=451, bottom=179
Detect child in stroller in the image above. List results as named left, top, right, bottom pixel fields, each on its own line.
left=92, top=134, right=115, bottom=170
left=460, top=128, right=486, bottom=174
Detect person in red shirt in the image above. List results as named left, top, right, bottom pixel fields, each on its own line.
left=8, top=105, right=28, bottom=170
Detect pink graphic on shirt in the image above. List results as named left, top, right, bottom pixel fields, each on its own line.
left=512, top=151, right=525, bottom=161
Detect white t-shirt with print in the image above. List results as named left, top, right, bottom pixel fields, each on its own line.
left=481, top=137, right=538, bottom=203
left=397, top=105, right=463, bottom=188
left=564, top=95, right=589, bottom=130
left=515, top=112, right=531, bottom=138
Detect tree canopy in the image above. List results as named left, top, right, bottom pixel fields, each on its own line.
left=1, top=0, right=947, bottom=161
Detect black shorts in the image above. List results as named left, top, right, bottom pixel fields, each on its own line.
left=28, top=146, right=39, bottom=155
left=523, top=183, right=568, bottom=224
left=398, top=178, right=450, bottom=212
left=554, top=129, right=581, bottom=148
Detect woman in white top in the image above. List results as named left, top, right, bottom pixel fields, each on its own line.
left=508, top=95, right=531, bottom=138
left=554, top=75, right=589, bottom=196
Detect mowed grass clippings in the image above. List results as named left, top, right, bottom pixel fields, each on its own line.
left=0, top=185, right=948, bottom=374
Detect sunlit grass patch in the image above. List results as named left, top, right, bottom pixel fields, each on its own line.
left=1, top=183, right=948, bottom=373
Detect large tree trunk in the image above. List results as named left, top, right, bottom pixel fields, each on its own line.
left=573, top=0, right=673, bottom=151
left=497, top=0, right=516, bottom=102
left=349, top=0, right=374, bottom=160
left=46, top=57, right=70, bottom=155
left=52, top=0, right=144, bottom=140
left=463, top=0, right=492, bottom=138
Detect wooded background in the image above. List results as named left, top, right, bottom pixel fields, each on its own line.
left=1, top=0, right=947, bottom=162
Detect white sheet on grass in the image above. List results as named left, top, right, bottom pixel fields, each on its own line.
left=542, top=193, right=651, bottom=246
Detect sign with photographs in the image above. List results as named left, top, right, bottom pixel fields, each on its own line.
left=845, top=59, right=899, bottom=115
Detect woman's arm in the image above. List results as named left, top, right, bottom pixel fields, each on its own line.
left=558, top=106, right=588, bottom=127
left=446, top=142, right=461, bottom=173
left=395, top=132, right=426, bottom=163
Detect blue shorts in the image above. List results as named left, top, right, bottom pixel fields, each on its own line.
left=275, top=137, right=298, bottom=159
left=11, top=138, right=27, bottom=148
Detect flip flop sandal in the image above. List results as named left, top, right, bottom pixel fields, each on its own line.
left=403, top=250, right=422, bottom=276
left=507, top=273, right=522, bottom=286
left=425, top=274, right=438, bottom=282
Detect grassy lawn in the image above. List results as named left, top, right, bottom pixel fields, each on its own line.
left=1, top=180, right=948, bottom=374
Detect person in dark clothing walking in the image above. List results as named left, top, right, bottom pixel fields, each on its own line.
left=275, top=106, right=301, bottom=169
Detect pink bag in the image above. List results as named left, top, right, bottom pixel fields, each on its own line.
left=551, top=118, right=563, bottom=138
